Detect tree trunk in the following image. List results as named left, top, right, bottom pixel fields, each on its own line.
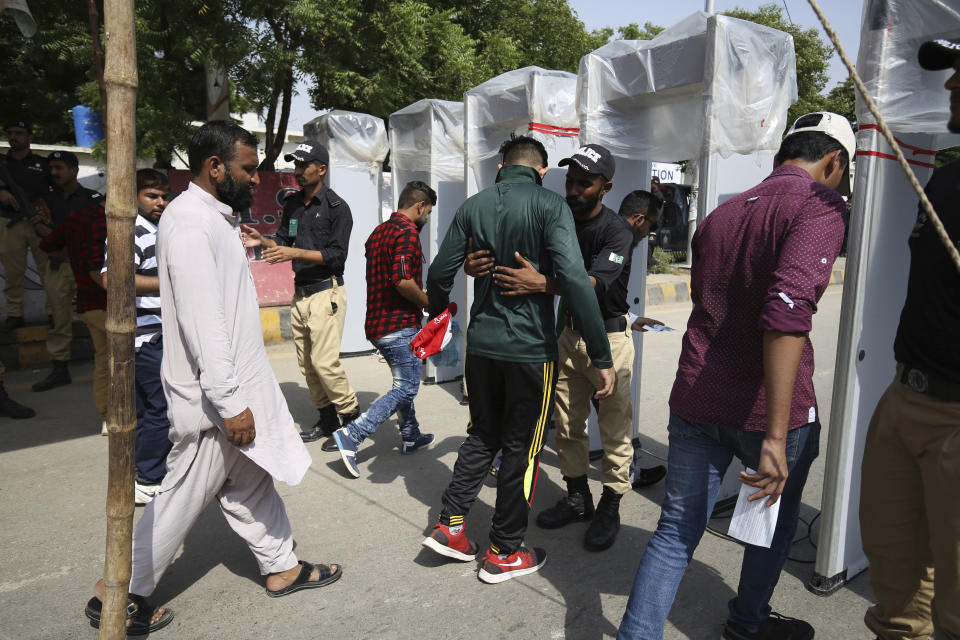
left=100, top=0, right=138, bottom=638
left=260, top=69, right=295, bottom=171
left=87, top=0, right=108, bottom=122
left=259, top=77, right=283, bottom=171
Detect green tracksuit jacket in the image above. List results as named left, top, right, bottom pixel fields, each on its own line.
left=427, top=164, right=612, bottom=369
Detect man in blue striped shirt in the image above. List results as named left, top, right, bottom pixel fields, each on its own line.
left=101, top=168, right=172, bottom=505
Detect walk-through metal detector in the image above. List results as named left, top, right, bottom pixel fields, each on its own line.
left=811, top=0, right=960, bottom=595
left=304, top=110, right=389, bottom=355
left=389, top=99, right=466, bottom=383
left=577, top=11, right=796, bottom=486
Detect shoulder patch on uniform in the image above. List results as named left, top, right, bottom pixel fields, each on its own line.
left=326, top=190, right=342, bottom=207
left=608, top=252, right=624, bottom=265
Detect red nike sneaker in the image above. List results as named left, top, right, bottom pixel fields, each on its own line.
left=477, top=546, right=548, bottom=584
left=421, top=523, right=478, bottom=561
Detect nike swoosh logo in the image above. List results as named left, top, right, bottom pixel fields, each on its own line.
left=500, top=557, right=524, bottom=567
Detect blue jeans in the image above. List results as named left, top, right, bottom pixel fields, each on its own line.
left=134, top=340, right=173, bottom=485
left=618, top=413, right=820, bottom=639
left=345, top=327, right=422, bottom=444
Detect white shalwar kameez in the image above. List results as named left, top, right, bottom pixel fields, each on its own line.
left=129, top=181, right=312, bottom=596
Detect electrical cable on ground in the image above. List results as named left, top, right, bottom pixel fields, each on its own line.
left=806, top=0, right=960, bottom=275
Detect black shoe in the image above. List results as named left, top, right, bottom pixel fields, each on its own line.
left=0, top=384, right=35, bottom=419
left=632, top=464, right=667, bottom=490
left=31, top=360, right=71, bottom=392
left=338, top=409, right=360, bottom=426
left=301, top=405, right=339, bottom=443
left=721, top=612, right=814, bottom=640
left=320, top=438, right=339, bottom=452
left=584, top=487, right=622, bottom=551
left=0, top=316, right=23, bottom=333
left=536, top=489, right=594, bottom=529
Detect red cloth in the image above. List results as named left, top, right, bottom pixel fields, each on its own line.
left=411, top=303, right=457, bottom=360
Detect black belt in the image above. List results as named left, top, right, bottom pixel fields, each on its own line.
left=294, top=276, right=343, bottom=298
left=568, top=314, right=627, bottom=334
left=896, top=362, right=960, bottom=402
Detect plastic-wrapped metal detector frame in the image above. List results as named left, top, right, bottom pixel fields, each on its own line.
left=577, top=11, right=797, bottom=161
left=389, top=99, right=465, bottom=183
left=303, top=109, right=389, bottom=171
left=855, top=0, right=960, bottom=145
left=464, top=66, right=579, bottom=173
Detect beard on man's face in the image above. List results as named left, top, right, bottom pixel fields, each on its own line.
left=566, top=192, right=600, bottom=217
left=216, top=166, right=254, bottom=211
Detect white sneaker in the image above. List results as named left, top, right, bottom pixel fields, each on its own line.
left=135, top=482, right=159, bottom=505
left=100, top=421, right=108, bottom=436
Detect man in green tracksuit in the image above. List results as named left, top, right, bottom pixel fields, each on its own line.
left=420, top=135, right=615, bottom=584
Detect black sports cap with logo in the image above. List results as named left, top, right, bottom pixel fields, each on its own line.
left=4, top=119, right=31, bottom=132
left=559, top=144, right=616, bottom=181
left=918, top=38, right=960, bottom=70
left=283, top=140, right=329, bottom=165
left=48, top=150, right=79, bottom=167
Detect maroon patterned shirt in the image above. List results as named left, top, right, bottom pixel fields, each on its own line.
left=364, top=212, right=424, bottom=341
left=40, top=204, right=107, bottom=313
left=669, top=165, right=846, bottom=431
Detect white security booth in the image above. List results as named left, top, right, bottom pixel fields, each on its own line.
left=304, top=109, right=389, bottom=355
left=464, top=66, right=581, bottom=199
left=812, top=0, right=960, bottom=595
left=389, top=99, right=466, bottom=384
left=577, top=11, right=796, bottom=479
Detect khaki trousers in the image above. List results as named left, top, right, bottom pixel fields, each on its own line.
left=554, top=320, right=634, bottom=494
left=129, top=428, right=298, bottom=596
left=290, top=282, right=358, bottom=414
left=43, top=261, right=75, bottom=361
left=79, top=309, right=107, bottom=419
left=0, top=220, right=48, bottom=318
left=860, top=379, right=960, bottom=640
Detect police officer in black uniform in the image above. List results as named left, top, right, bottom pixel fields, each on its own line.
left=241, top=140, right=359, bottom=451
left=29, top=150, right=105, bottom=392
left=1, top=119, right=52, bottom=333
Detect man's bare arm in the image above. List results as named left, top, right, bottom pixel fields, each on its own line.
left=740, top=330, right=805, bottom=506
left=395, top=278, right=428, bottom=309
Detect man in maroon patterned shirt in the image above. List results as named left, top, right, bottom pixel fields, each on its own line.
left=618, top=112, right=855, bottom=640
left=332, top=181, right=436, bottom=479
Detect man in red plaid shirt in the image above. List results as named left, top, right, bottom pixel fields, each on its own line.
left=332, top=181, right=436, bottom=478
left=39, top=202, right=108, bottom=430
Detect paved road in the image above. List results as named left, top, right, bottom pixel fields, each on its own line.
left=0, top=285, right=876, bottom=639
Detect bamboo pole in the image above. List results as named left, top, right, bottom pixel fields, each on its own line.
left=100, top=0, right=138, bottom=638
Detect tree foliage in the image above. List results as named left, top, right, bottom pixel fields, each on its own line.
left=2, top=0, right=864, bottom=165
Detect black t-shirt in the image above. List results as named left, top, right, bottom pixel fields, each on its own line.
left=893, top=159, right=960, bottom=383
left=574, top=204, right=633, bottom=319
left=274, top=184, right=353, bottom=285
left=2, top=151, right=50, bottom=218
left=46, top=184, right=103, bottom=227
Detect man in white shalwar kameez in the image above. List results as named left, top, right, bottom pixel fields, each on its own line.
left=86, top=121, right=340, bottom=635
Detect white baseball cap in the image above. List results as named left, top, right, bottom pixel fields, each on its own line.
left=785, top=111, right=855, bottom=196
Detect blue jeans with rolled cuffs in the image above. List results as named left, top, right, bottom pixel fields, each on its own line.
left=618, top=413, right=820, bottom=639
left=344, top=327, right=423, bottom=444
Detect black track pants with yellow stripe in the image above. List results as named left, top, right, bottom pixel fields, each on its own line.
left=440, top=354, right=558, bottom=554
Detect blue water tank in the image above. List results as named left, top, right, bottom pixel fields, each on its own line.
left=72, top=105, right=105, bottom=148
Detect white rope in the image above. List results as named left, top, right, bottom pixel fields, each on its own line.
left=806, top=0, right=960, bottom=274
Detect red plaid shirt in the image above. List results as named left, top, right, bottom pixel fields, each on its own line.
left=364, top=212, right=424, bottom=341
left=40, top=204, right=107, bottom=313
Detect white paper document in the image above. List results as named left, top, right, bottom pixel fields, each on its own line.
left=628, top=313, right=676, bottom=333
left=727, top=469, right=781, bottom=548
left=642, top=323, right=676, bottom=333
